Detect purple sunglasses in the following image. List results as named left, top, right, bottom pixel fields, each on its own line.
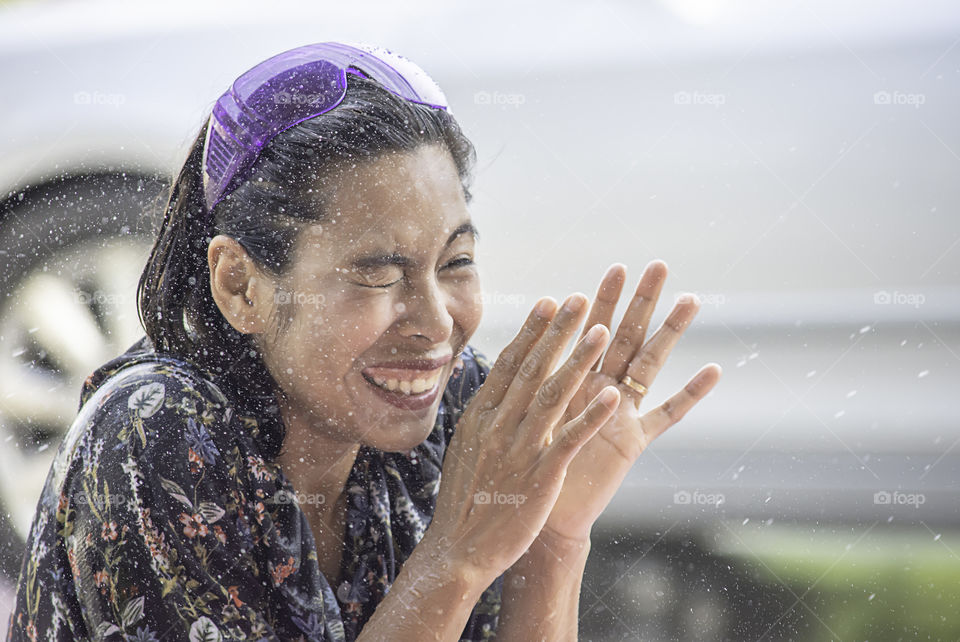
left=201, top=41, right=450, bottom=212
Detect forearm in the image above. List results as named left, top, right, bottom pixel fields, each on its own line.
left=357, top=535, right=493, bottom=642
left=496, top=530, right=592, bottom=641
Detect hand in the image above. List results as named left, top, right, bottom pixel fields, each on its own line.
left=541, top=260, right=722, bottom=542
left=422, top=294, right=621, bottom=585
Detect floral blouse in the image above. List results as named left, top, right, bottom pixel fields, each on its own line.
left=6, top=336, right=502, bottom=641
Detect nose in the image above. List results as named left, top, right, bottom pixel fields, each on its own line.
left=396, top=276, right=454, bottom=344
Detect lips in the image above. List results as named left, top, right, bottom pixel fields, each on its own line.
left=363, top=354, right=453, bottom=372
left=362, top=368, right=444, bottom=394
left=360, top=353, right=453, bottom=411
left=361, top=370, right=444, bottom=411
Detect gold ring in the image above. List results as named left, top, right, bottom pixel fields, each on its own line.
left=619, top=374, right=648, bottom=397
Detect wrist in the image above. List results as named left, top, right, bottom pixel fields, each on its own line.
left=498, top=527, right=591, bottom=641
left=510, top=527, right=591, bottom=574
left=361, top=532, right=492, bottom=641
left=534, top=526, right=591, bottom=558
left=409, top=531, right=496, bottom=598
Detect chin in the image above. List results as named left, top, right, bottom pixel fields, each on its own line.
left=366, top=418, right=439, bottom=453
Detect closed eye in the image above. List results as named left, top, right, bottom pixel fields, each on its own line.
left=357, top=257, right=475, bottom=289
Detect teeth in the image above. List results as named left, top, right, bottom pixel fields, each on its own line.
left=370, top=373, right=440, bottom=395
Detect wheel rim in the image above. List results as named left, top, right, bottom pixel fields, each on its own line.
left=0, top=236, right=151, bottom=540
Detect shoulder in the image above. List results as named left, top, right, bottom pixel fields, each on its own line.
left=55, top=354, right=256, bottom=498
left=48, top=359, right=285, bottom=638
left=61, top=353, right=268, bottom=557
left=74, top=356, right=233, bottom=446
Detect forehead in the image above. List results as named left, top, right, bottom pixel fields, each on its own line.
left=294, top=145, right=475, bottom=262
left=321, top=144, right=467, bottom=243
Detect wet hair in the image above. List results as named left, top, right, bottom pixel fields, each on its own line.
left=137, top=73, right=477, bottom=457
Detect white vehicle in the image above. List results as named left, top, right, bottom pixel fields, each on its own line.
left=1, top=1, right=958, bottom=639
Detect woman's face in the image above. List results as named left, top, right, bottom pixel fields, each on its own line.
left=257, top=143, right=483, bottom=452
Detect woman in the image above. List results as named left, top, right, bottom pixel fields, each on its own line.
left=7, top=42, right=721, bottom=641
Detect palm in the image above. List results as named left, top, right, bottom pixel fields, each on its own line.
left=540, top=262, right=722, bottom=542
left=545, top=371, right=644, bottom=537
left=564, top=370, right=645, bottom=459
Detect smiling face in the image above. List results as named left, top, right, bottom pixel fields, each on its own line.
left=255, top=143, right=483, bottom=452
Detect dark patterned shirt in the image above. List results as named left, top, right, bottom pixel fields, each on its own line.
left=6, top=336, right=501, bottom=641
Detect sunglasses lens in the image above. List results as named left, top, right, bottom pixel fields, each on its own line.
left=234, top=58, right=348, bottom=141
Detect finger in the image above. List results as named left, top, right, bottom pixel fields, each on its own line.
left=519, top=322, right=610, bottom=444
left=599, top=259, right=668, bottom=379
left=636, top=363, right=721, bottom=445
left=542, top=386, right=620, bottom=472
left=579, top=263, right=627, bottom=372
left=469, top=296, right=558, bottom=413
left=497, top=293, right=591, bottom=428
left=619, top=292, right=701, bottom=408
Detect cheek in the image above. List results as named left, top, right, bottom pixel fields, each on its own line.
left=451, top=278, right=483, bottom=336
left=270, top=300, right=389, bottom=393
left=289, top=294, right=397, bottom=369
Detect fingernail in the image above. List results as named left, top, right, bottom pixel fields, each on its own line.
left=599, top=387, right=618, bottom=405
left=585, top=324, right=604, bottom=343
left=694, top=363, right=722, bottom=384
left=534, top=298, right=556, bottom=318
left=563, top=295, right=586, bottom=313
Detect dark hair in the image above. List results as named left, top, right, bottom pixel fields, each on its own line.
left=137, top=73, right=477, bottom=458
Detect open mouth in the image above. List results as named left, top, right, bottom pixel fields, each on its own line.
left=360, top=366, right=446, bottom=411
left=361, top=369, right=444, bottom=395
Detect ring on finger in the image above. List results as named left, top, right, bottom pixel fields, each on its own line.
left=619, top=374, right=648, bottom=399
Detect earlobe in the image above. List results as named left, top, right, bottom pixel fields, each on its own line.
left=208, top=235, right=271, bottom=335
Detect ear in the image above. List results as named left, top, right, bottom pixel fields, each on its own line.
left=207, top=235, right=275, bottom=335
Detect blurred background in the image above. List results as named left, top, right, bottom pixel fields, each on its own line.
left=0, top=0, right=958, bottom=639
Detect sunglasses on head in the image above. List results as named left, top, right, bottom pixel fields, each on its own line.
left=202, top=41, right=450, bottom=212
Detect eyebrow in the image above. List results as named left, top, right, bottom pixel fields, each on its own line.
left=349, top=221, right=480, bottom=270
